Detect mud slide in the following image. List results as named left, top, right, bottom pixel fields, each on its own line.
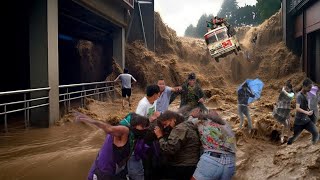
left=0, top=11, right=319, bottom=180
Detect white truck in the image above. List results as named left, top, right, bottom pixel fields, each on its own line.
left=204, top=25, right=241, bottom=62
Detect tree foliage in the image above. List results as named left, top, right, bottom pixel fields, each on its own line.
left=184, top=0, right=280, bottom=37
left=256, top=0, right=281, bottom=23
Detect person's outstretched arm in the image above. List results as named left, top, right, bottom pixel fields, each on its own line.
left=73, top=111, right=128, bottom=137
left=114, top=75, right=121, bottom=82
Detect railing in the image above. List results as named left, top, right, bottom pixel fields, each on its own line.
left=0, top=81, right=118, bottom=132
left=0, top=87, right=50, bottom=132
left=59, top=81, right=118, bottom=114
left=123, top=0, right=134, bottom=8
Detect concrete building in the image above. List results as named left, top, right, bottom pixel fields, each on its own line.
left=127, top=0, right=155, bottom=51
left=282, top=0, right=320, bottom=83
left=1, top=0, right=154, bottom=128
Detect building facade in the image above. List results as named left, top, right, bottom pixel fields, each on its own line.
left=282, top=0, right=320, bottom=83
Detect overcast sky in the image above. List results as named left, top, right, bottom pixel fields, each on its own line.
left=154, top=0, right=257, bottom=36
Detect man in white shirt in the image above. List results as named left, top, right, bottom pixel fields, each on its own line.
left=114, top=68, right=137, bottom=109
left=136, top=84, right=161, bottom=122
left=127, top=84, right=160, bottom=180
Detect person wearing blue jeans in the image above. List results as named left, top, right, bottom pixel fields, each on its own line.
left=237, top=82, right=255, bottom=132
left=288, top=79, right=319, bottom=145
left=187, top=108, right=236, bottom=180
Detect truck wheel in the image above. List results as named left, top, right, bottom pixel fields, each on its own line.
left=215, top=57, right=219, bottom=62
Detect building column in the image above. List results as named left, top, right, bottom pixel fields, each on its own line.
left=113, top=27, right=125, bottom=69
left=29, top=0, right=59, bottom=127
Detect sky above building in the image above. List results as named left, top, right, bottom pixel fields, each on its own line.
left=154, top=0, right=257, bottom=36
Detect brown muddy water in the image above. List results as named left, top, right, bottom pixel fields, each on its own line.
left=0, top=123, right=104, bottom=180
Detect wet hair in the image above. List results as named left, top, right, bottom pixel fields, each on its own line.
left=146, top=84, right=160, bottom=97
left=158, top=74, right=164, bottom=81
left=130, top=113, right=149, bottom=128
left=302, top=78, right=313, bottom=87
left=124, top=68, right=129, bottom=73
left=285, top=80, right=293, bottom=92
left=188, top=72, right=196, bottom=80
left=157, top=110, right=185, bottom=126
left=178, top=105, right=225, bottom=125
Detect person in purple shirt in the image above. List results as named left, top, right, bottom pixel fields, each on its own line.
left=73, top=111, right=149, bottom=180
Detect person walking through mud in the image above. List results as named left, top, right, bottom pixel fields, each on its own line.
left=237, top=82, right=255, bottom=133
left=154, top=110, right=201, bottom=180
left=73, top=111, right=149, bottom=180
left=287, top=78, right=319, bottom=145
left=184, top=107, right=236, bottom=180
left=114, top=68, right=137, bottom=109
left=170, top=72, right=208, bottom=112
left=156, top=77, right=181, bottom=113
left=273, top=81, right=295, bottom=143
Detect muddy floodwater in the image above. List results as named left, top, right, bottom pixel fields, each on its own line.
left=0, top=123, right=105, bottom=180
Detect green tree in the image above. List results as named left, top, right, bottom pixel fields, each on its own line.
left=195, top=14, right=213, bottom=38
left=184, top=24, right=196, bottom=37
left=217, top=0, right=238, bottom=26
left=256, top=0, right=280, bottom=22
left=233, top=5, right=259, bottom=26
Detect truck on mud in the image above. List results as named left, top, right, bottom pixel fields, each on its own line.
left=204, top=25, right=241, bottom=62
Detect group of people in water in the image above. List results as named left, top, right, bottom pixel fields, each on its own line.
left=74, top=68, right=319, bottom=180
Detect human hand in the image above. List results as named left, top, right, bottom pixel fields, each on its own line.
left=198, top=98, right=205, bottom=103
left=306, top=110, right=313, bottom=116
left=73, top=111, right=93, bottom=123
left=149, top=111, right=161, bottom=122
left=154, top=126, right=163, bottom=139
left=190, top=108, right=201, bottom=118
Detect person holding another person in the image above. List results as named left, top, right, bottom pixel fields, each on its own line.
left=273, top=80, right=295, bottom=143
left=156, top=77, right=181, bottom=114
left=178, top=106, right=236, bottom=180
left=154, top=111, right=201, bottom=180
left=73, top=111, right=149, bottom=180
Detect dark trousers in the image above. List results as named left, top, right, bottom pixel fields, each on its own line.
left=287, top=121, right=319, bottom=145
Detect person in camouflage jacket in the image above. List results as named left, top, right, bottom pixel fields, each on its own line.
left=170, top=72, right=207, bottom=112
left=154, top=110, right=200, bottom=180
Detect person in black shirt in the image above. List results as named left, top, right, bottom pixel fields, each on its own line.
left=287, top=78, right=319, bottom=145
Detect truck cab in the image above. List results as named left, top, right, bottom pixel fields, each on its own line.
left=204, top=26, right=241, bottom=62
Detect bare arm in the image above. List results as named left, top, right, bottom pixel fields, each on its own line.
left=131, top=75, right=137, bottom=83
left=74, top=111, right=129, bottom=137
left=171, top=86, right=182, bottom=93
left=296, top=104, right=313, bottom=116
left=114, top=75, right=120, bottom=82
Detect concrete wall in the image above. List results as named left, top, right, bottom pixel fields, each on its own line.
left=127, top=1, right=155, bottom=51
left=75, top=0, right=128, bottom=27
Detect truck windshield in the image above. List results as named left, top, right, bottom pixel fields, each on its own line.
left=205, top=34, right=217, bottom=45
left=216, top=29, right=229, bottom=41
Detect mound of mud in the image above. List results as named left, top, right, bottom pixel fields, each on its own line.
left=155, top=12, right=186, bottom=58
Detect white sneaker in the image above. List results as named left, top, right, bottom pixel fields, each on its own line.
left=280, top=137, right=284, bottom=144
